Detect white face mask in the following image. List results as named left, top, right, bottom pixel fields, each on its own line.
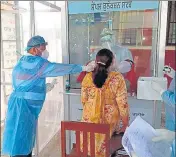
left=102, top=42, right=112, bottom=50
left=41, top=49, right=49, bottom=59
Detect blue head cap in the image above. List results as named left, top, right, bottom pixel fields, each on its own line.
left=25, top=35, right=48, bottom=51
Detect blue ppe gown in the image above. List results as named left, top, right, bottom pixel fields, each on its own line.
left=2, top=55, right=83, bottom=156
left=162, top=76, right=176, bottom=131
left=161, top=76, right=176, bottom=157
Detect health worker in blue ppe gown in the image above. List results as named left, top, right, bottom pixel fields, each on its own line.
left=90, top=28, right=133, bottom=74
left=1, top=35, right=95, bottom=157
left=83, top=28, right=137, bottom=92
left=152, top=65, right=175, bottom=131
left=131, top=66, right=175, bottom=157
left=153, top=66, right=175, bottom=131
left=151, top=66, right=175, bottom=157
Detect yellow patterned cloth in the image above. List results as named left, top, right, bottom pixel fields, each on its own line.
left=80, top=71, right=129, bottom=157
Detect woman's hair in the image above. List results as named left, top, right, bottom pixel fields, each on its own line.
left=93, top=48, right=113, bottom=88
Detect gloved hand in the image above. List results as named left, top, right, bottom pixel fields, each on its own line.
left=118, top=61, right=132, bottom=74
left=131, top=152, right=139, bottom=157
left=151, top=81, right=165, bottom=95
left=82, top=61, right=96, bottom=72
left=163, top=65, right=175, bottom=78
left=51, top=78, right=57, bottom=85
left=46, top=83, right=54, bottom=92
left=152, top=129, right=175, bottom=144
left=46, top=79, right=58, bottom=92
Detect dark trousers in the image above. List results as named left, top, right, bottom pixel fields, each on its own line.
left=11, top=152, right=32, bottom=157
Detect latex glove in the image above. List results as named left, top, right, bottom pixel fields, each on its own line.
left=87, top=60, right=96, bottom=67
left=131, top=152, right=139, bottom=157
left=118, top=61, right=132, bottom=74
left=46, top=79, right=58, bottom=92
left=151, top=81, right=165, bottom=95
left=152, top=129, right=175, bottom=143
left=82, top=61, right=96, bottom=72
left=51, top=78, right=57, bottom=85
left=46, top=83, right=54, bottom=92
left=163, top=65, right=175, bottom=78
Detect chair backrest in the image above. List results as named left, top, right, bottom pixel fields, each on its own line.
left=61, top=121, right=110, bottom=157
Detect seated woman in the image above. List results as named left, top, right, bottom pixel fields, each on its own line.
left=80, top=48, right=129, bottom=157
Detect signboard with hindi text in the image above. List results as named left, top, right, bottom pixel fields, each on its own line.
left=68, top=1, right=159, bottom=14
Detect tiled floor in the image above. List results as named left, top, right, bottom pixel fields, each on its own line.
left=39, top=131, right=61, bottom=157
left=0, top=130, right=61, bottom=157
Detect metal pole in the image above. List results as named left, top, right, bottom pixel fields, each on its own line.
left=29, top=1, right=39, bottom=156
left=153, top=100, right=157, bottom=127
left=87, top=17, right=90, bottom=60
left=155, top=1, right=168, bottom=77
left=61, top=1, right=71, bottom=153
left=152, top=1, right=168, bottom=128
left=14, top=1, right=21, bottom=60
left=30, top=1, right=35, bottom=37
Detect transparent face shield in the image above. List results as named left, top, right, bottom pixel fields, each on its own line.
left=100, top=35, right=113, bottom=50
